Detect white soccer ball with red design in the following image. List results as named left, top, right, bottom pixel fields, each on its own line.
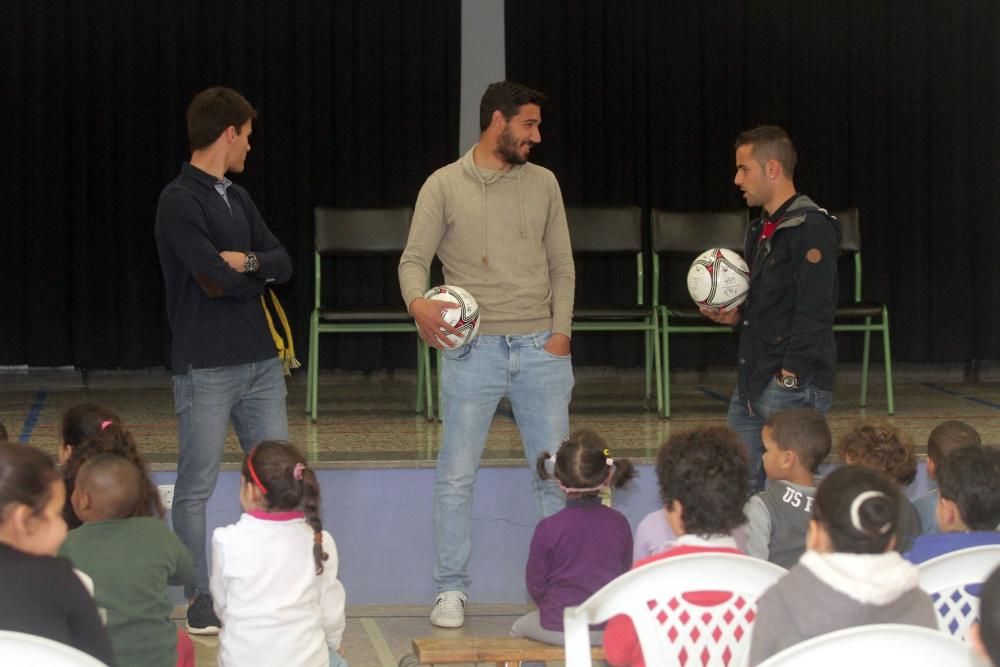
left=423, top=285, right=481, bottom=348
left=687, top=248, right=751, bottom=310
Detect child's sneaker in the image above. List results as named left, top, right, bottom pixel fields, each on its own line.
left=429, top=591, right=467, bottom=628
left=186, top=590, right=221, bottom=635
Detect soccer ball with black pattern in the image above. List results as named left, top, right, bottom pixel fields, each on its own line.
left=687, top=248, right=751, bottom=310
left=423, top=285, right=481, bottom=348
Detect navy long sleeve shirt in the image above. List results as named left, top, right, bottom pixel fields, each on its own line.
left=155, top=163, right=292, bottom=372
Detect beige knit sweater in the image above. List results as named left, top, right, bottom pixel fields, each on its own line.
left=398, top=145, right=575, bottom=337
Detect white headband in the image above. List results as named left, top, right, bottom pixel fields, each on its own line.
left=849, top=490, right=892, bottom=535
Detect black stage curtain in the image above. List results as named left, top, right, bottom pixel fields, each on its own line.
left=506, top=0, right=1000, bottom=368
left=0, top=0, right=459, bottom=371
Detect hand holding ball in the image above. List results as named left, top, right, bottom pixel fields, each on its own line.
left=423, top=285, right=481, bottom=348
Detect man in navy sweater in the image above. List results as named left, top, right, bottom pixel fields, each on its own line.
left=155, top=87, right=292, bottom=634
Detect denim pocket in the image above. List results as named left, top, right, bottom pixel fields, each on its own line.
left=172, top=370, right=193, bottom=416
left=442, top=341, right=475, bottom=362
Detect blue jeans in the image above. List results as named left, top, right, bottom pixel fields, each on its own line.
left=727, top=377, right=833, bottom=494
left=435, top=332, right=574, bottom=594
left=172, top=356, right=289, bottom=595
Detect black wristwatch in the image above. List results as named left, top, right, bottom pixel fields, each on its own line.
left=779, top=373, right=800, bottom=389
left=243, top=252, right=259, bottom=274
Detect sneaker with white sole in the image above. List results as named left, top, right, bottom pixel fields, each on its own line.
left=430, top=591, right=467, bottom=628
left=186, top=590, right=221, bottom=635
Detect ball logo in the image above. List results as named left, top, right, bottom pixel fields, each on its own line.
left=687, top=248, right=751, bottom=310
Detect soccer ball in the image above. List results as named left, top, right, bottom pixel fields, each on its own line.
left=423, top=285, right=481, bottom=348
left=687, top=248, right=751, bottom=310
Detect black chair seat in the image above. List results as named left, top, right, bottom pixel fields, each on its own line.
left=835, top=303, right=885, bottom=319
left=663, top=304, right=719, bottom=321
left=319, top=307, right=413, bottom=322
left=575, top=307, right=654, bottom=320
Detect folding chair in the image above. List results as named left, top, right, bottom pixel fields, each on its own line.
left=917, top=544, right=1000, bottom=641
left=651, top=209, right=749, bottom=418
left=306, top=207, right=432, bottom=422
left=831, top=208, right=895, bottom=414
left=755, top=624, right=974, bottom=666
left=563, top=552, right=785, bottom=667
left=567, top=206, right=661, bottom=412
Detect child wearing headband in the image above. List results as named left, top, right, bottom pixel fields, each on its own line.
left=211, top=441, right=347, bottom=667
left=59, top=405, right=164, bottom=529
left=510, top=430, right=635, bottom=650
left=748, top=465, right=936, bottom=665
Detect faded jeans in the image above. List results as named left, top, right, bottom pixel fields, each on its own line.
left=435, top=332, right=574, bottom=594
left=172, top=356, right=289, bottom=595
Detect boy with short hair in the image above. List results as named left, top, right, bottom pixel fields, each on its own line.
left=60, top=454, right=194, bottom=667
left=603, top=427, right=749, bottom=667
left=912, top=420, right=981, bottom=534
left=905, top=445, right=1000, bottom=564
left=744, top=408, right=832, bottom=567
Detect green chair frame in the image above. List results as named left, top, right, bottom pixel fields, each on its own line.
left=306, top=207, right=432, bottom=422
left=651, top=209, right=749, bottom=418
left=567, top=206, right=661, bottom=413
left=830, top=208, right=894, bottom=414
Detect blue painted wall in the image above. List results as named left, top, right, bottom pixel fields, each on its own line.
left=154, top=462, right=933, bottom=605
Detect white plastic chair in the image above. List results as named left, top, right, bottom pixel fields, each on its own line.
left=754, top=623, right=981, bottom=666
left=563, top=552, right=786, bottom=667
left=917, top=544, right=1000, bottom=641
left=0, top=630, right=108, bottom=666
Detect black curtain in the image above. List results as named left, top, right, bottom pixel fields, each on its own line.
left=0, top=0, right=460, bottom=371
left=506, top=0, right=1000, bottom=367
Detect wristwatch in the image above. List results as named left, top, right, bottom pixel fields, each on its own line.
left=243, top=252, right=259, bottom=274
left=779, top=373, right=800, bottom=389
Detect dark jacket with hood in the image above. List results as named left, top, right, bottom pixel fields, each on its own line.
left=737, top=194, right=842, bottom=401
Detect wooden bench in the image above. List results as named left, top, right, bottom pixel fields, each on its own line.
left=410, top=636, right=604, bottom=666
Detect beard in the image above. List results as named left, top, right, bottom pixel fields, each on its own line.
left=495, top=125, right=532, bottom=165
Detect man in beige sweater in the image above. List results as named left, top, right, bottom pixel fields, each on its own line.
left=399, top=81, right=576, bottom=628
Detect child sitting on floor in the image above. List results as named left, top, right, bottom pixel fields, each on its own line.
left=60, top=453, right=194, bottom=667
left=603, top=426, right=749, bottom=667
left=912, top=420, right=981, bottom=535
left=836, top=420, right=922, bottom=550
left=748, top=465, right=937, bottom=665
left=0, top=442, right=114, bottom=664
left=744, top=408, right=832, bottom=567
left=510, top=430, right=635, bottom=647
left=59, top=404, right=164, bottom=528
left=212, top=441, right=347, bottom=667
left=905, top=444, right=1000, bottom=564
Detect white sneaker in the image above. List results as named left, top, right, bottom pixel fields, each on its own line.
left=430, top=591, right=467, bottom=628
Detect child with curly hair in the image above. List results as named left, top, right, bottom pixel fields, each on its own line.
left=836, top=420, right=922, bottom=551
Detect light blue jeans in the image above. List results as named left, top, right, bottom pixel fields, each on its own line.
left=728, top=377, right=833, bottom=494
left=172, top=356, right=289, bottom=595
left=435, top=332, right=574, bottom=594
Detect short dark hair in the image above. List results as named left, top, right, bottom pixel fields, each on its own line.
left=937, top=445, right=1000, bottom=530
left=927, top=420, right=981, bottom=464
left=77, top=453, right=141, bottom=521
left=735, top=125, right=797, bottom=178
left=813, top=465, right=900, bottom=554
left=0, top=442, right=60, bottom=518
left=766, top=408, right=832, bottom=473
left=187, top=87, right=257, bottom=152
left=655, top=427, right=747, bottom=535
left=836, top=420, right=917, bottom=486
left=479, top=81, right=547, bottom=132
left=981, top=565, right=1000, bottom=665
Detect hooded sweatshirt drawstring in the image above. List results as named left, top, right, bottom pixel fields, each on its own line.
left=465, top=145, right=528, bottom=268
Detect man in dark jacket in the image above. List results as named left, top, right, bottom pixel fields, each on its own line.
left=702, top=126, right=841, bottom=493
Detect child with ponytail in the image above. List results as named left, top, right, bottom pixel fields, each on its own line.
left=748, top=465, right=937, bottom=665
left=211, top=441, right=347, bottom=667
left=510, top=429, right=635, bottom=647
left=59, top=403, right=164, bottom=528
